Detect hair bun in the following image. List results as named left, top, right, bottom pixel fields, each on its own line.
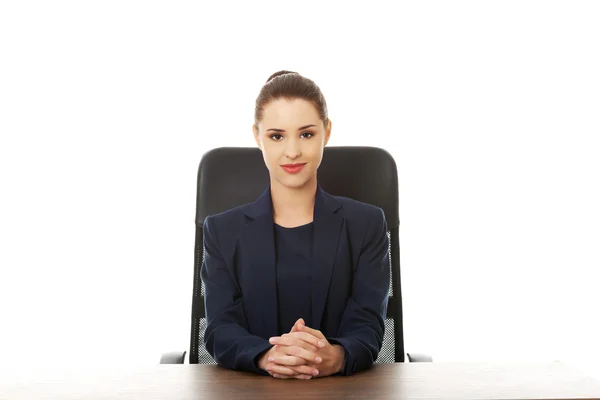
left=266, top=70, right=298, bottom=83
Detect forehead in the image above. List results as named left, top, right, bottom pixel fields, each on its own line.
left=260, top=98, right=320, bottom=128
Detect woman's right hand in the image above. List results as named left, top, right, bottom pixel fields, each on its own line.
left=258, top=319, right=321, bottom=379
left=258, top=345, right=318, bottom=379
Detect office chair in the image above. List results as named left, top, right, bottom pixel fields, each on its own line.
left=161, top=146, right=432, bottom=364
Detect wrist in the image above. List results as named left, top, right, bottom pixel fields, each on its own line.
left=333, top=344, right=346, bottom=373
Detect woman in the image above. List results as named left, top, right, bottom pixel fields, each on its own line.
left=201, top=71, right=390, bottom=379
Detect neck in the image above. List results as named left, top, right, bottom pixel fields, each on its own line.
left=270, top=175, right=317, bottom=225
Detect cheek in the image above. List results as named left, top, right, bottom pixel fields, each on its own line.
left=305, top=142, right=324, bottom=159
left=261, top=143, right=280, bottom=167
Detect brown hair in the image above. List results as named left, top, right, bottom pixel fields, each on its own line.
left=254, top=70, right=329, bottom=126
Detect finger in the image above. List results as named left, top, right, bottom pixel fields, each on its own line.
left=276, top=332, right=326, bottom=349
left=272, top=373, right=312, bottom=380
left=265, top=363, right=297, bottom=376
left=289, top=318, right=305, bottom=334
left=277, top=336, right=319, bottom=353
left=268, top=354, right=310, bottom=367
left=288, top=365, right=320, bottom=378
left=271, top=336, right=319, bottom=351
left=298, top=324, right=326, bottom=340
left=272, top=332, right=320, bottom=348
left=278, top=345, right=322, bottom=364
left=273, top=343, right=316, bottom=364
left=268, top=363, right=319, bottom=377
left=266, top=363, right=316, bottom=377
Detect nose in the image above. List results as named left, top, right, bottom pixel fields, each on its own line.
left=284, top=137, right=302, bottom=160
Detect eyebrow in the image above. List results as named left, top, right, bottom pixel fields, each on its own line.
left=266, top=124, right=317, bottom=133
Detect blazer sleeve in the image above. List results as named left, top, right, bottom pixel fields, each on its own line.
left=200, top=215, right=272, bottom=374
left=327, top=208, right=390, bottom=375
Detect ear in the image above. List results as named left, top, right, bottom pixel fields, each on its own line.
left=323, top=119, right=332, bottom=146
left=252, top=124, right=262, bottom=150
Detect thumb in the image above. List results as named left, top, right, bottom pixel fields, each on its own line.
left=290, top=318, right=305, bottom=333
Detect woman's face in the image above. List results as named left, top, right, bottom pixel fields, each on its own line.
left=254, top=98, right=331, bottom=190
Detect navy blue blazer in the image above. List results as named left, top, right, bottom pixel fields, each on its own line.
left=201, top=185, right=390, bottom=376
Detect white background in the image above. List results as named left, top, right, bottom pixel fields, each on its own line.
left=1, top=0, right=599, bottom=379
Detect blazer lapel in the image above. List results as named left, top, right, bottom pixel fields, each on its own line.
left=242, top=187, right=279, bottom=338
left=311, top=186, right=344, bottom=330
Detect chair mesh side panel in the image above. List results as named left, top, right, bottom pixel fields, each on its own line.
left=194, top=237, right=215, bottom=364
left=387, top=231, right=393, bottom=296
left=375, top=230, right=395, bottom=363
left=375, top=318, right=395, bottom=363
left=200, top=243, right=205, bottom=297
left=197, top=317, right=217, bottom=364
left=189, top=228, right=204, bottom=364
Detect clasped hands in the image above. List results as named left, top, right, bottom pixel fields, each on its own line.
left=258, top=318, right=345, bottom=379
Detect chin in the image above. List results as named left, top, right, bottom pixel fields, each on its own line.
left=276, top=174, right=315, bottom=190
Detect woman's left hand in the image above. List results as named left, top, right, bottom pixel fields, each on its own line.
left=267, top=324, right=345, bottom=378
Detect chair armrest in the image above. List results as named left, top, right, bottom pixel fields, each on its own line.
left=160, top=351, right=187, bottom=364
left=406, top=353, right=433, bottom=362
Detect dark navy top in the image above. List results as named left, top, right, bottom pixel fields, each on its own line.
left=274, top=222, right=313, bottom=335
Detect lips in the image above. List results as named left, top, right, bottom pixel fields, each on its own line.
left=281, top=163, right=306, bottom=174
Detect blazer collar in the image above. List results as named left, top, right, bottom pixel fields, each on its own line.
left=244, top=184, right=342, bottom=220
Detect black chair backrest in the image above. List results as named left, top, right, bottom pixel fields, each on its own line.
left=190, top=146, right=405, bottom=364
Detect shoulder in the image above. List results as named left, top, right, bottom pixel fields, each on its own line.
left=333, top=195, right=386, bottom=228
left=203, top=203, right=251, bottom=239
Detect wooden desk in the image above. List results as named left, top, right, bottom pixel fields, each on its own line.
left=2, top=362, right=600, bottom=399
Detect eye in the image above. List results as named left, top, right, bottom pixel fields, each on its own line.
left=269, top=134, right=283, bottom=141
left=300, top=132, right=314, bottom=139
